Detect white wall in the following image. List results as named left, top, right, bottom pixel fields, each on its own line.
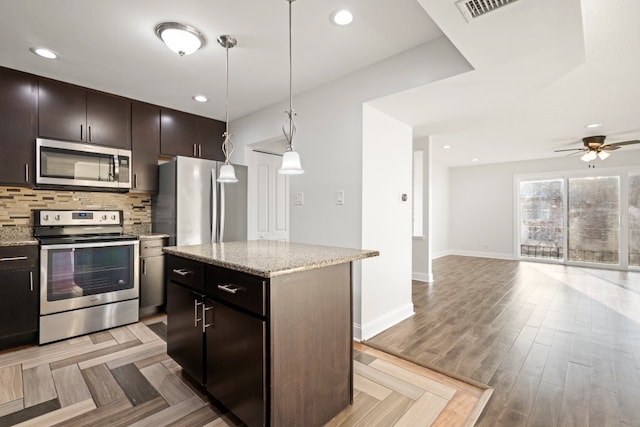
left=412, top=136, right=451, bottom=281
left=448, top=150, right=640, bottom=259
left=431, top=156, right=450, bottom=258
left=361, top=105, right=414, bottom=340
left=230, top=36, right=472, bottom=339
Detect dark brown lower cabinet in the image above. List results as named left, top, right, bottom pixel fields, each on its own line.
left=0, top=246, right=38, bottom=350
left=166, top=280, right=205, bottom=384
left=166, top=254, right=352, bottom=427
left=206, top=299, right=266, bottom=427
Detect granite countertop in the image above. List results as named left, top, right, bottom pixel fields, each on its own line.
left=138, top=233, right=170, bottom=240
left=163, top=240, right=379, bottom=278
left=0, top=238, right=39, bottom=247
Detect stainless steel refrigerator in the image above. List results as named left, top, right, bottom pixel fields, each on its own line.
left=152, top=156, right=248, bottom=246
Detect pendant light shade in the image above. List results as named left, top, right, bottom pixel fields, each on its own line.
left=217, top=164, right=238, bottom=182
left=217, top=35, right=238, bottom=183
left=279, top=0, right=304, bottom=175
left=280, top=151, right=304, bottom=174
left=581, top=150, right=597, bottom=162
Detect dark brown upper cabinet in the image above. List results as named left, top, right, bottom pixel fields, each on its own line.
left=160, top=108, right=225, bottom=161
left=131, top=101, right=160, bottom=193
left=0, top=67, right=36, bottom=186
left=38, top=78, right=131, bottom=149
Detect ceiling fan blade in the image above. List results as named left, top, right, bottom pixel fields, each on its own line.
left=604, top=139, right=640, bottom=147
left=566, top=151, right=583, bottom=157
left=554, top=148, right=584, bottom=152
left=601, top=145, right=621, bottom=151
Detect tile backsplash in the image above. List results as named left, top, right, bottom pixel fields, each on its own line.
left=0, top=186, right=152, bottom=239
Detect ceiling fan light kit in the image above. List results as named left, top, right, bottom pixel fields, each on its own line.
left=555, top=135, right=640, bottom=166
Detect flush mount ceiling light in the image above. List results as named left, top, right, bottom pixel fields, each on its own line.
left=280, top=0, right=304, bottom=175
left=585, top=123, right=603, bottom=129
left=471, top=158, right=479, bottom=162
left=443, top=145, right=452, bottom=149
left=330, top=9, right=353, bottom=26
left=155, top=22, right=206, bottom=56
left=217, top=35, right=238, bottom=183
left=29, top=47, right=59, bottom=59
left=192, top=95, right=209, bottom=102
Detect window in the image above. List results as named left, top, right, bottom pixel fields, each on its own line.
left=517, top=170, right=640, bottom=270
left=519, top=179, right=563, bottom=259
left=567, top=176, right=619, bottom=264
left=630, top=174, right=640, bottom=266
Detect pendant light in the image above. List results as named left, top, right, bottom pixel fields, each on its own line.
left=279, top=0, right=304, bottom=175
left=217, top=35, right=239, bottom=183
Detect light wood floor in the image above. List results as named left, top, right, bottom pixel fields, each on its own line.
left=0, top=315, right=488, bottom=426
left=366, top=256, right=640, bottom=427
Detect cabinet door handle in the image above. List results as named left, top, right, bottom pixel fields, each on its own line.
left=88, top=126, right=92, bottom=142
left=25, top=164, right=29, bottom=183
left=0, top=256, right=28, bottom=262
left=172, top=268, right=191, bottom=276
left=194, top=300, right=202, bottom=327
left=142, top=259, right=146, bottom=275
left=198, top=144, right=202, bottom=158
left=29, top=271, right=33, bottom=292
left=80, top=124, right=83, bottom=141
left=133, top=174, right=137, bottom=189
left=217, top=283, right=240, bottom=294
left=193, top=144, right=197, bottom=157
left=202, top=304, right=212, bottom=332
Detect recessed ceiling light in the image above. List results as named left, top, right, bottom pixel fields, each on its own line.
left=585, top=123, right=603, bottom=129
left=443, top=145, right=452, bottom=149
left=330, top=9, right=354, bottom=26
left=29, top=47, right=59, bottom=60
left=471, top=158, right=479, bottom=162
left=156, top=22, right=206, bottom=56
left=193, top=95, right=208, bottom=103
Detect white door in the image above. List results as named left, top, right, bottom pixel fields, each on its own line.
left=247, top=150, right=290, bottom=241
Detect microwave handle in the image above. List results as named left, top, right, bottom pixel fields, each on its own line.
left=113, top=155, right=120, bottom=182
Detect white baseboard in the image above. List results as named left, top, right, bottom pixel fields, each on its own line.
left=432, top=250, right=453, bottom=260
left=449, top=250, right=515, bottom=260
left=412, top=272, right=433, bottom=282
left=354, top=303, right=415, bottom=341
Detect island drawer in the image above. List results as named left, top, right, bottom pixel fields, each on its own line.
left=208, top=268, right=267, bottom=317
left=167, top=255, right=205, bottom=291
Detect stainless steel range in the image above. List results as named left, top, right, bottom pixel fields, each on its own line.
left=34, top=209, right=139, bottom=344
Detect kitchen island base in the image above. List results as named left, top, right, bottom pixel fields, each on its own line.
left=164, top=240, right=378, bottom=427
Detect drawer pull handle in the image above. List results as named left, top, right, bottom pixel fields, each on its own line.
left=0, top=256, right=28, bottom=262
left=217, top=283, right=240, bottom=294
left=172, top=268, right=191, bottom=276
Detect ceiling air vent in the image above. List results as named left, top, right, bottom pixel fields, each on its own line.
left=456, top=0, right=520, bottom=21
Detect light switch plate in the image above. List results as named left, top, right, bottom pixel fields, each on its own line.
left=336, top=190, right=345, bottom=205
left=294, top=192, right=304, bottom=206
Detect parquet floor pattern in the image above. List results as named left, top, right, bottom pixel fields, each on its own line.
left=0, top=316, right=487, bottom=426
left=366, top=256, right=640, bottom=427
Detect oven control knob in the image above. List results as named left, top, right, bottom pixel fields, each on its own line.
left=54, top=215, right=60, bottom=221
left=102, top=215, right=107, bottom=220
left=43, top=215, right=49, bottom=221
left=111, top=215, right=117, bottom=221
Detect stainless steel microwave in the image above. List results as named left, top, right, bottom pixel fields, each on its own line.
left=36, top=138, right=131, bottom=191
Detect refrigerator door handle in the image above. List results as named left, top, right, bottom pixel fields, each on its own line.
left=211, top=169, right=218, bottom=243
left=219, top=182, right=226, bottom=242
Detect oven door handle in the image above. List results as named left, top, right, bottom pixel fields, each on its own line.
left=39, top=240, right=140, bottom=250
left=113, top=154, right=120, bottom=182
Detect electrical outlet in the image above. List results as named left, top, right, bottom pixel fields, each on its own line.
left=294, top=192, right=304, bottom=206
left=336, top=190, right=345, bottom=205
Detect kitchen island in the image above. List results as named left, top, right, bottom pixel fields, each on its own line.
left=163, top=240, right=378, bottom=427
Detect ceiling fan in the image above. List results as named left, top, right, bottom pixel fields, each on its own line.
left=554, top=135, right=640, bottom=166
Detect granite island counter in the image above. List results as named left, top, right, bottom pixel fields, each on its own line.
left=163, top=240, right=379, bottom=427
